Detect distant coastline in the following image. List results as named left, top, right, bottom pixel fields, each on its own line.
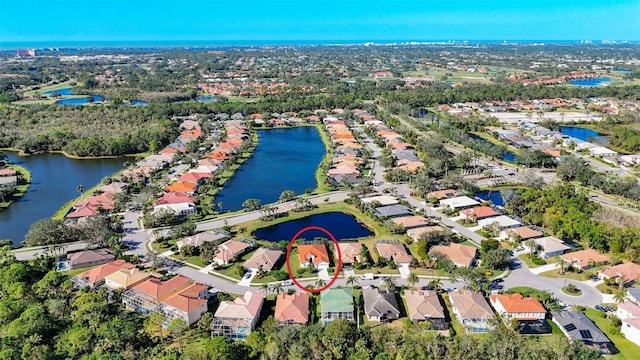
left=1, top=39, right=637, bottom=51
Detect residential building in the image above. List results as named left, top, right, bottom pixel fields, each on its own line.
left=321, top=288, right=354, bottom=324
left=73, top=260, right=136, bottom=288
left=460, top=206, right=500, bottom=220
left=243, top=248, right=283, bottom=272
left=551, top=311, right=613, bottom=354
left=599, top=262, right=640, bottom=285
left=154, top=202, right=197, bottom=218
left=375, top=240, right=414, bottom=266
left=391, top=216, right=430, bottom=229
left=616, top=301, right=640, bottom=321
left=213, top=240, right=252, bottom=265
left=363, top=287, right=401, bottom=322
left=561, top=249, right=609, bottom=271
left=428, top=242, right=478, bottom=268
left=407, top=226, right=445, bottom=242
left=489, top=293, right=547, bottom=322
left=373, top=204, right=412, bottom=218
left=123, top=275, right=209, bottom=326
left=502, top=226, right=544, bottom=241
left=274, top=292, right=310, bottom=325
left=439, top=196, right=480, bottom=210
left=58, top=248, right=115, bottom=271
left=297, top=243, right=330, bottom=270
left=477, top=215, right=522, bottom=231
left=404, top=290, right=447, bottom=329
left=104, top=268, right=152, bottom=290
left=427, top=189, right=460, bottom=200
left=449, top=289, right=495, bottom=333
left=211, top=291, right=265, bottom=339
left=335, top=242, right=364, bottom=266
left=177, top=230, right=229, bottom=250
left=530, top=236, right=571, bottom=258
left=621, top=317, right=640, bottom=347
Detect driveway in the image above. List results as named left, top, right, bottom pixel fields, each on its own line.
left=398, top=264, right=411, bottom=278
left=238, top=269, right=256, bottom=286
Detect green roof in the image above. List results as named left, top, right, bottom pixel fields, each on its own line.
left=320, top=288, right=353, bottom=313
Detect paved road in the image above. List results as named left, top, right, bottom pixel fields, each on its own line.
left=11, top=241, right=91, bottom=261
left=503, top=255, right=603, bottom=307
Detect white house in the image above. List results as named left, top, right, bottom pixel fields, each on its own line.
left=439, top=196, right=480, bottom=210
left=529, top=236, right=572, bottom=258
left=477, top=215, right=522, bottom=231
left=153, top=203, right=197, bottom=217
left=622, top=318, right=640, bottom=347
left=589, top=147, right=618, bottom=158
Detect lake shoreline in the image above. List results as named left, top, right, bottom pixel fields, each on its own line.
left=0, top=164, right=32, bottom=212
left=1, top=147, right=144, bottom=160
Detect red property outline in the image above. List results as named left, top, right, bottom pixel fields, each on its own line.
left=285, top=226, right=342, bottom=293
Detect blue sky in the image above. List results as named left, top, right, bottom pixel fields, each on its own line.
left=0, top=0, right=638, bottom=43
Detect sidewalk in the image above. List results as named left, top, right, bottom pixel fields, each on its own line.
left=529, top=262, right=558, bottom=275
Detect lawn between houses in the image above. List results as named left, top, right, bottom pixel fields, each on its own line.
left=584, top=307, right=638, bottom=360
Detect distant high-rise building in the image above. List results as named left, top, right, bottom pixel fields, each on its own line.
left=16, top=49, right=36, bottom=57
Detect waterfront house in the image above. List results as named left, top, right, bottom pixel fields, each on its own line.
left=156, top=192, right=195, bottom=205
left=153, top=202, right=197, bottom=218
left=123, top=275, right=209, bottom=326
left=599, top=262, right=640, bottom=286
left=320, top=288, right=354, bottom=324
left=375, top=240, right=413, bottom=266
left=360, top=195, right=399, bottom=207
left=165, top=181, right=198, bottom=195
left=176, top=230, right=229, bottom=250
left=98, top=181, right=128, bottom=194
left=489, top=293, right=547, bottom=322
left=243, top=247, right=284, bottom=272
left=0, top=168, right=17, bottom=187
left=478, top=215, right=522, bottom=231
left=373, top=204, right=412, bottom=218
left=73, top=260, right=136, bottom=288
left=427, top=189, right=460, bottom=201
left=429, top=242, right=478, bottom=268
left=297, top=243, right=330, bottom=270
left=335, top=242, right=364, bottom=267
left=460, top=206, right=500, bottom=221
left=439, top=196, right=480, bottom=210
left=58, top=248, right=115, bottom=271
left=551, top=311, right=613, bottom=354
left=104, top=268, right=152, bottom=290
left=213, top=240, right=252, bottom=265
left=561, top=249, right=609, bottom=271
left=275, top=292, right=309, bottom=325
left=211, top=291, right=265, bottom=339
left=404, top=290, right=447, bottom=329
left=529, top=236, right=571, bottom=258
left=363, top=286, right=401, bottom=322
left=391, top=215, right=430, bottom=229
left=449, top=289, right=495, bottom=333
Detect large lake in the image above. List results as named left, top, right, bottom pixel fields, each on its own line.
left=215, top=127, right=325, bottom=210
left=253, top=212, right=373, bottom=242
left=0, top=152, right=124, bottom=245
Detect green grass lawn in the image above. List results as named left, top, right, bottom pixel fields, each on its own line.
left=538, top=268, right=592, bottom=281
left=584, top=308, right=640, bottom=359
left=62, top=265, right=98, bottom=277
left=518, top=254, right=547, bottom=268
left=23, top=80, right=75, bottom=97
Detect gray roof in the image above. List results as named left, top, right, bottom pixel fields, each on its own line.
left=363, top=287, right=400, bottom=318
left=374, top=204, right=412, bottom=218
left=392, top=149, right=420, bottom=162
left=627, top=288, right=640, bottom=303
left=551, top=311, right=611, bottom=344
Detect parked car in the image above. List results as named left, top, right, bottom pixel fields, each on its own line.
left=243, top=272, right=252, bottom=279
left=590, top=276, right=600, bottom=282
left=282, top=280, right=293, bottom=286
left=360, top=273, right=375, bottom=280
left=605, top=305, right=615, bottom=312
left=595, top=304, right=607, bottom=312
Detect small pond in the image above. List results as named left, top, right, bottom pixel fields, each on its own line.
left=253, top=212, right=373, bottom=242
left=560, top=127, right=602, bottom=142
left=468, top=134, right=517, bottom=162
left=475, top=189, right=516, bottom=207
left=568, top=77, right=611, bottom=86
left=55, top=96, right=103, bottom=105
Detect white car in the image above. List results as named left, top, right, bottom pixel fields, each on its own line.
left=282, top=280, right=293, bottom=286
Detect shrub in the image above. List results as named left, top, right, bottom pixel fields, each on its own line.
left=296, top=268, right=306, bottom=275
left=272, top=270, right=289, bottom=281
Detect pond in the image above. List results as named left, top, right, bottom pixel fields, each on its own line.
left=253, top=212, right=373, bottom=242
left=55, top=96, right=103, bottom=105
left=42, top=88, right=73, bottom=96
left=215, top=127, right=325, bottom=210
left=0, top=152, right=125, bottom=246
left=560, top=127, right=601, bottom=142
left=475, top=189, right=516, bottom=207
left=131, top=100, right=148, bottom=106
left=468, top=134, right=517, bottom=162
left=568, top=77, right=611, bottom=86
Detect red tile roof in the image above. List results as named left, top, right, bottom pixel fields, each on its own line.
left=298, top=244, right=330, bottom=265
left=76, top=260, right=135, bottom=285
left=156, top=192, right=196, bottom=205
left=275, top=292, right=309, bottom=324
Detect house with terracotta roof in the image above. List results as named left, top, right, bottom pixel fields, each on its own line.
left=599, top=262, right=640, bottom=285
left=275, top=292, right=309, bottom=325
left=123, top=275, right=209, bottom=326
left=73, top=260, right=136, bottom=288
left=427, top=189, right=460, bottom=201
left=211, top=291, right=265, bottom=339
left=375, top=240, right=413, bottom=266
left=391, top=216, right=430, bottom=229
left=321, top=288, right=354, bottom=324
left=98, top=182, right=128, bottom=194
left=449, top=289, right=495, bottom=333
left=156, top=192, right=196, bottom=205
left=561, top=249, right=609, bottom=271
left=403, top=290, right=447, bottom=329
left=502, top=226, right=544, bottom=241
left=58, top=248, right=115, bottom=271
left=178, top=172, right=213, bottom=184
left=363, top=287, right=401, bottom=323
left=104, top=268, right=152, bottom=290
left=213, top=240, right=252, bottom=265
left=429, top=243, right=478, bottom=268
left=460, top=206, right=500, bottom=220
left=297, top=243, right=330, bottom=270
left=165, top=181, right=198, bottom=195
left=243, top=248, right=283, bottom=272
left=335, top=242, right=364, bottom=266
left=489, top=293, right=547, bottom=322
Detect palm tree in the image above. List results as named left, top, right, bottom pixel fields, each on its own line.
left=382, top=277, right=397, bottom=291
left=260, top=283, right=271, bottom=295
left=352, top=292, right=363, bottom=330
left=407, top=273, right=419, bottom=289
left=272, top=283, right=283, bottom=295
left=428, top=278, right=442, bottom=292
left=524, top=239, right=538, bottom=257
left=76, top=184, right=85, bottom=195
left=614, top=288, right=627, bottom=303
left=315, top=279, right=326, bottom=289
left=346, top=275, right=358, bottom=288
left=555, top=255, right=567, bottom=274
left=217, top=201, right=224, bottom=212
left=359, top=246, right=370, bottom=265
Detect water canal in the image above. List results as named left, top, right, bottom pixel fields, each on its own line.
left=253, top=212, right=373, bottom=242
left=215, top=127, right=326, bottom=211
left=0, top=152, right=124, bottom=245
